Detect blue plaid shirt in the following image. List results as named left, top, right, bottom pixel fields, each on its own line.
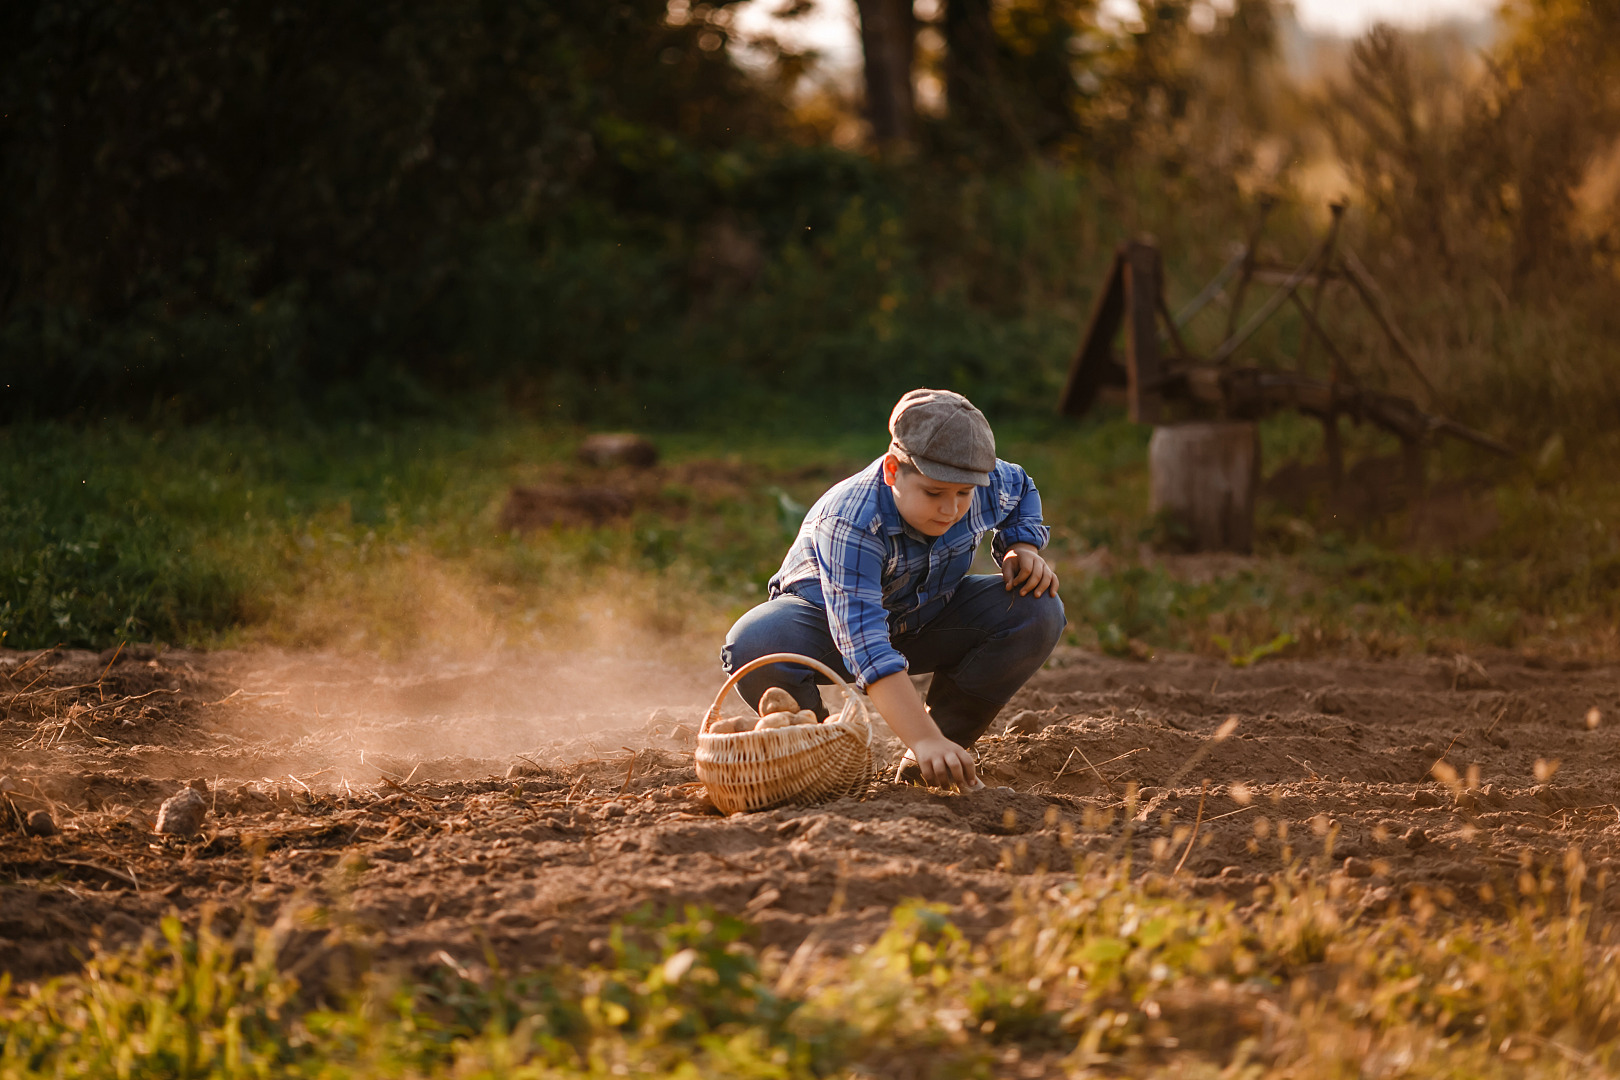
left=767, top=456, right=1051, bottom=689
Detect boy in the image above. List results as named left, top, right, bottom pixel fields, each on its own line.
left=721, top=388, right=1064, bottom=789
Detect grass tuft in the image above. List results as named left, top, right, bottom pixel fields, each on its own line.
left=4, top=851, right=1618, bottom=1076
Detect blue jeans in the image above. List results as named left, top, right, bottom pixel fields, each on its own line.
left=720, top=576, right=1066, bottom=748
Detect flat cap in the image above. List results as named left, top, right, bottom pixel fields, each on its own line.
left=888, top=388, right=996, bottom=486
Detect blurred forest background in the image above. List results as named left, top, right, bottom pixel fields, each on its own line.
left=6, top=0, right=1619, bottom=429
left=4, top=0, right=1620, bottom=652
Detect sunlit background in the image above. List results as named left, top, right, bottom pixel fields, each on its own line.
left=735, top=0, right=1499, bottom=77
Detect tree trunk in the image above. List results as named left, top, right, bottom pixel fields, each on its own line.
left=1148, top=423, right=1259, bottom=553
left=854, top=0, right=915, bottom=145
left=943, top=0, right=995, bottom=128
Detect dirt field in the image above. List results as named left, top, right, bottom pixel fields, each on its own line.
left=3, top=643, right=1618, bottom=986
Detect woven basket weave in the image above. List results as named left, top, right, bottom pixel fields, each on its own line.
left=695, top=652, right=875, bottom=815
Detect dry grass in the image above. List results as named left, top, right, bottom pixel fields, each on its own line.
left=5, top=839, right=1614, bottom=1077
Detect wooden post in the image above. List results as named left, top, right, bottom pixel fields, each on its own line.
left=1402, top=436, right=1428, bottom=502
left=1323, top=410, right=1344, bottom=491
left=1124, top=240, right=1164, bottom=424
left=1149, top=422, right=1259, bottom=553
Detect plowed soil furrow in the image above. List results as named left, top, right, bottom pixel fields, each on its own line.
left=3, top=645, right=1618, bottom=984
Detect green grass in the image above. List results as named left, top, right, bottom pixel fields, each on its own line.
left=4, top=412, right=1620, bottom=660
left=4, top=846, right=1617, bottom=1077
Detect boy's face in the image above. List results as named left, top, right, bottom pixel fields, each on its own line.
left=883, top=454, right=977, bottom=537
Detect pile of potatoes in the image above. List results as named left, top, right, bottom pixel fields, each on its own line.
left=706, top=687, right=821, bottom=734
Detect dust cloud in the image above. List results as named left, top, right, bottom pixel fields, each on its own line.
left=207, top=639, right=733, bottom=789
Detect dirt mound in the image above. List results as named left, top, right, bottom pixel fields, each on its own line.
left=497, top=456, right=860, bottom=532
left=3, top=643, right=1619, bottom=982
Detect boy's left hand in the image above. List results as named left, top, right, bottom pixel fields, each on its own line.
left=1001, top=543, right=1059, bottom=597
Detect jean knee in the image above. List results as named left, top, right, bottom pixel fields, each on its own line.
left=721, top=604, right=774, bottom=673
left=1025, top=592, right=1067, bottom=647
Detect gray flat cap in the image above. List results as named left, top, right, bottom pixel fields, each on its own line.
left=888, top=388, right=996, bottom=486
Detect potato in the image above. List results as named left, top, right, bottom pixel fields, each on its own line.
left=792, top=710, right=819, bottom=725
left=706, top=717, right=749, bottom=734
left=754, top=711, right=797, bottom=730
left=757, top=687, right=799, bottom=716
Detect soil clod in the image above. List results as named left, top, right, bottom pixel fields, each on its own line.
left=23, top=809, right=58, bottom=837
left=155, top=788, right=208, bottom=836
left=1005, top=709, right=1044, bottom=734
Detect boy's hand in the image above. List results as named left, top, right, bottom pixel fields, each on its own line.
left=907, top=736, right=980, bottom=789
left=868, top=673, right=982, bottom=790
left=1001, top=543, right=1059, bottom=597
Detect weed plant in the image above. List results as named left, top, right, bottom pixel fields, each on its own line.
left=4, top=843, right=1617, bottom=1076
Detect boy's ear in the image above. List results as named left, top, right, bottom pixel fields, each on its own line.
left=882, top=453, right=900, bottom=488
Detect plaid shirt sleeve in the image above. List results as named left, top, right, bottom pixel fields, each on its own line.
left=811, top=515, right=909, bottom=690
left=990, top=465, right=1051, bottom=562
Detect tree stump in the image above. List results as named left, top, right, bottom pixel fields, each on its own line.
left=1148, top=422, right=1258, bottom=553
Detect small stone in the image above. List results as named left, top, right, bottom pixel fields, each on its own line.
left=1343, top=856, right=1374, bottom=878
left=1005, top=710, right=1044, bottom=735
left=1532, top=784, right=1568, bottom=809
left=576, top=433, right=658, bottom=469
left=155, top=788, right=208, bottom=836
left=1403, top=827, right=1430, bottom=849
left=1411, top=789, right=1442, bottom=807
left=23, top=809, right=58, bottom=837
left=601, top=802, right=627, bottom=818
left=1313, top=689, right=1346, bottom=715
left=1439, top=862, right=1483, bottom=884
left=232, top=785, right=273, bottom=811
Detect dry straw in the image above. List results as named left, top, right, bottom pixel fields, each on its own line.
left=695, top=652, right=874, bottom=814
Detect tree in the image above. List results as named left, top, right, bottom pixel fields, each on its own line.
left=854, top=0, right=917, bottom=144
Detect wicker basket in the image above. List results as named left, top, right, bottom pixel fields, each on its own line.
left=695, top=652, right=875, bottom=815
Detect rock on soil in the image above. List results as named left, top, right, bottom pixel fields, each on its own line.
left=23, top=809, right=57, bottom=837
left=1003, top=709, right=1045, bottom=734
left=155, top=788, right=208, bottom=836
left=576, top=433, right=659, bottom=469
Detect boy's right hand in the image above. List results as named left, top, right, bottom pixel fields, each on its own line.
left=906, top=736, right=980, bottom=789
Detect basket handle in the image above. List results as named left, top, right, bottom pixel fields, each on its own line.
left=705, top=652, right=873, bottom=742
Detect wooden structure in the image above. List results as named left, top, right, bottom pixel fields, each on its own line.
left=1149, top=422, right=1258, bottom=553
left=1058, top=205, right=1512, bottom=548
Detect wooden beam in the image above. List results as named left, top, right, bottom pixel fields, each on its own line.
left=1296, top=202, right=1345, bottom=378
left=1224, top=197, right=1275, bottom=344
left=1173, top=247, right=1246, bottom=329
left=1124, top=240, right=1164, bottom=424
left=1340, top=247, right=1441, bottom=408
left=1165, top=364, right=1513, bottom=456
left=1208, top=234, right=1333, bottom=365
left=1058, top=248, right=1128, bottom=417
